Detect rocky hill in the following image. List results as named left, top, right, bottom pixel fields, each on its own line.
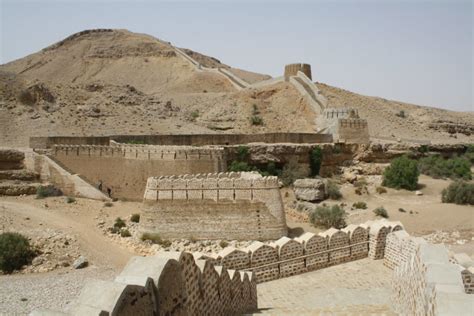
left=0, top=29, right=472, bottom=147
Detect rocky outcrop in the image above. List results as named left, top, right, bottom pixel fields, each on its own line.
left=293, top=178, right=327, bottom=202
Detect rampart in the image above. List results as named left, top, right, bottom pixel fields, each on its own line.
left=338, top=119, right=370, bottom=144
left=32, top=251, right=257, bottom=316
left=30, top=133, right=333, bottom=149
left=386, top=230, right=473, bottom=314
left=50, top=145, right=226, bottom=200
left=194, top=219, right=403, bottom=283
left=142, top=172, right=287, bottom=240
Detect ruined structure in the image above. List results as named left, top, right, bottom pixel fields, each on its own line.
left=284, top=63, right=312, bottom=80
left=142, top=172, right=287, bottom=240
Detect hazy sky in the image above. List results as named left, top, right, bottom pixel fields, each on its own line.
left=1, top=0, right=472, bottom=111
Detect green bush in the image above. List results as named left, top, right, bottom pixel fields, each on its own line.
left=0, top=232, right=36, bottom=273
left=114, top=217, right=126, bottom=229
left=418, top=155, right=471, bottom=180
left=66, top=196, right=76, bottom=204
left=219, top=240, right=229, bottom=248
left=309, top=146, right=323, bottom=177
left=190, top=110, right=199, bottom=120
left=280, top=160, right=306, bottom=186
left=465, top=145, right=474, bottom=164
left=441, top=181, right=474, bottom=205
left=229, top=161, right=254, bottom=172
left=309, top=205, right=346, bottom=229
left=373, top=207, right=389, bottom=218
left=141, top=233, right=171, bottom=247
left=251, top=115, right=263, bottom=126
left=382, top=156, right=419, bottom=190
left=120, top=229, right=131, bottom=238
left=236, top=145, right=250, bottom=161
left=104, top=202, right=113, bottom=207
left=327, top=180, right=342, bottom=200
left=36, top=185, right=62, bottom=199
left=130, top=214, right=140, bottom=223
left=352, top=201, right=367, bottom=209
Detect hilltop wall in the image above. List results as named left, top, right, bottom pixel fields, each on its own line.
left=142, top=172, right=287, bottom=240
left=338, top=119, right=370, bottom=144
left=50, top=145, right=226, bottom=200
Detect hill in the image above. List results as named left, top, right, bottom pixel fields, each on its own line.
left=0, top=29, right=472, bottom=147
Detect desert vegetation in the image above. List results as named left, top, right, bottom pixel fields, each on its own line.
left=0, top=232, right=36, bottom=273
left=382, top=156, right=419, bottom=190
left=309, top=205, right=346, bottom=229
left=373, top=206, right=389, bottom=218
left=441, top=181, right=474, bottom=205
left=418, top=155, right=471, bottom=180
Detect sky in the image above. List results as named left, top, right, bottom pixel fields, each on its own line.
left=1, top=0, right=472, bottom=112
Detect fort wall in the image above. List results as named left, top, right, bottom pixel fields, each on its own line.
left=284, top=63, right=312, bottom=80
left=50, top=145, right=226, bottom=200
left=33, top=251, right=257, bottom=316
left=30, top=133, right=333, bottom=149
left=142, top=172, right=287, bottom=240
left=338, top=119, right=370, bottom=144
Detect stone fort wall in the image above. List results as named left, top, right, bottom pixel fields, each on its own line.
left=195, top=219, right=403, bottom=283
left=385, top=230, right=473, bottom=314
left=142, top=172, right=287, bottom=240
left=32, top=251, right=257, bottom=316
left=50, top=145, right=226, bottom=200
left=284, top=63, right=312, bottom=80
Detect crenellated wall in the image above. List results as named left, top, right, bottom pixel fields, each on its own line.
left=195, top=219, right=402, bottom=283
left=50, top=145, right=226, bottom=200
left=142, top=172, right=287, bottom=240
left=31, top=251, right=257, bottom=316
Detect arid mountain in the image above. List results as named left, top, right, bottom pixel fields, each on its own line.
left=0, top=29, right=472, bottom=147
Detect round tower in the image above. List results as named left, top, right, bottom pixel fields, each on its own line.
left=284, top=63, right=312, bottom=80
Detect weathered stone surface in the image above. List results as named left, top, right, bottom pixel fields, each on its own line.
left=293, top=178, right=326, bottom=202
left=73, top=256, right=88, bottom=269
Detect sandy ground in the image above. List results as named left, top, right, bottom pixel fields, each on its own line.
left=285, top=175, right=474, bottom=256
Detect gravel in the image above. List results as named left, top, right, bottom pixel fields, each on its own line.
left=0, top=266, right=117, bottom=315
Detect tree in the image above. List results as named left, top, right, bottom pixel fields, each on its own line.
left=382, top=156, right=419, bottom=191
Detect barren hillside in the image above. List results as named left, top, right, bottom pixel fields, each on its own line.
left=0, top=29, right=472, bottom=147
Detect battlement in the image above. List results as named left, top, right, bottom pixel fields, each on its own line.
left=323, top=108, right=359, bottom=119
left=338, top=118, right=368, bottom=129
left=52, top=144, right=226, bottom=161
left=142, top=172, right=287, bottom=240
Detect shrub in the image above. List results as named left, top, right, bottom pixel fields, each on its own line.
left=104, top=202, right=113, bottom=207
left=398, top=208, right=406, bottom=213
left=0, top=232, right=35, bottom=273
left=309, top=205, right=346, bottom=229
left=190, top=110, right=199, bottom=120
left=36, top=185, right=62, bottom=199
left=373, top=207, right=389, bottom=218
left=327, top=180, right=342, bottom=200
left=141, top=233, right=171, bottom=247
left=219, top=240, right=229, bottom=248
left=66, top=196, right=76, bottom=204
left=353, top=178, right=368, bottom=188
left=252, top=104, right=260, bottom=115
left=352, top=202, right=367, bottom=209
left=114, top=217, right=126, bottom=229
left=280, top=160, right=306, bottom=186
left=418, top=155, right=471, bottom=180
left=376, top=186, right=387, bottom=194
left=441, top=181, right=474, bottom=205
left=395, top=110, right=406, bottom=118
left=229, top=161, right=254, bottom=172
left=251, top=115, right=263, bottom=126
left=120, top=229, right=132, bottom=238
left=309, top=146, right=322, bottom=177
left=236, top=145, right=250, bottom=161
left=130, top=214, right=140, bottom=223
left=382, top=156, right=419, bottom=191
left=418, top=145, right=429, bottom=153
left=465, top=145, right=474, bottom=164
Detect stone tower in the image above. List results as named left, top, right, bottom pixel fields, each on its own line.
left=284, top=63, right=312, bottom=80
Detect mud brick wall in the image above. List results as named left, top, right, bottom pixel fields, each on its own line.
left=296, top=233, right=329, bottom=271
left=343, top=225, right=369, bottom=260
left=337, top=118, right=370, bottom=144
left=33, top=251, right=258, bottom=315
left=384, top=230, right=425, bottom=270
left=50, top=145, right=226, bottom=200
left=322, top=229, right=351, bottom=265
left=247, top=242, right=280, bottom=283
left=142, top=172, right=287, bottom=240
left=274, top=237, right=306, bottom=278
left=219, top=248, right=251, bottom=271
left=284, top=63, right=312, bottom=80
left=461, top=268, right=474, bottom=294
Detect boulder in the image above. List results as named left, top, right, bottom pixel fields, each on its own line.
left=293, top=178, right=326, bottom=202
left=73, top=256, right=88, bottom=269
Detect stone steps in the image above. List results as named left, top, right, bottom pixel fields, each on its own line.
left=0, top=169, right=39, bottom=181
left=0, top=180, right=41, bottom=196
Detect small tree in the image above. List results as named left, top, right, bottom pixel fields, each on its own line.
left=309, top=205, right=346, bottom=229
left=327, top=180, right=342, bottom=200
left=373, top=207, right=389, bottom=218
left=309, top=146, right=323, bottom=177
left=441, top=181, right=474, bottom=205
left=280, top=160, right=306, bottom=186
left=0, top=232, right=35, bottom=273
left=382, top=156, right=419, bottom=190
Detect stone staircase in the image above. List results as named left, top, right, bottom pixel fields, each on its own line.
left=0, top=149, right=41, bottom=196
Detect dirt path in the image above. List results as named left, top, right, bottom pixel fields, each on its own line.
left=0, top=200, right=135, bottom=269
